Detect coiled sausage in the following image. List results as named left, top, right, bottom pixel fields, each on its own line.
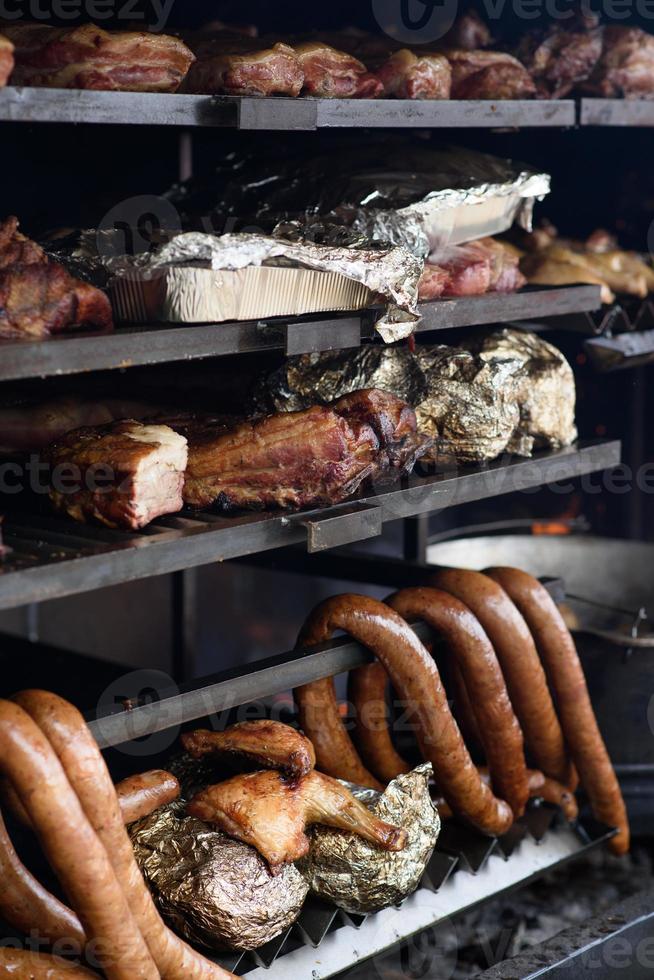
left=347, top=661, right=412, bottom=784
left=429, top=568, right=576, bottom=787
left=13, top=690, right=237, bottom=980
left=386, top=588, right=529, bottom=820
left=1, top=770, right=180, bottom=831
left=294, top=595, right=514, bottom=836
left=0, top=948, right=99, bottom=977
left=0, top=809, right=86, bottom=948
left=0, top=699, right=158, bottom=980
left=484, top=567, right=629, bottom=855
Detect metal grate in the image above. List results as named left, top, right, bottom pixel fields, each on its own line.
left=0, top=286, right=601, bottom=383
left=0, top=441, right=621, bottom=613
left=206, top=809, right=615, bottom=977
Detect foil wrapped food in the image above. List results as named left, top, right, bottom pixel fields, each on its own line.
left=130, top=800, right=309, bottom=951
left=299, top=764, right=440, bottom=915
left=110, top=230, right=422, bottom=342
left=258, top=328, right=577, bottom=464
left=166, top=142, right=550, bottom=259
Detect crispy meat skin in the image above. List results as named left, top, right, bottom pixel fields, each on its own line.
left=0, top=33, right=13, bottom=87
left=174, top=389, right=430, bottom=512
left=294, top=41, right=382, bottom=98
left=46, top=420, right=188, bottom=530
left=372, top=48, right=451, bottom=99
left=0, top=215, right=47, bottom=269
left=515, top=21, right=603, bottom=98
left=444, top=49, right=536, bottom=99
left=183, top=37, right=303, bottom=96
left=181, top=721, right=316, bottom=779
left=0, top=262, right=112, bottom=339
left=187, top=769, right=407, bottom=869
left=1, top=22, right=194, bottom=91
left=583, top=26, right=654, bottom=98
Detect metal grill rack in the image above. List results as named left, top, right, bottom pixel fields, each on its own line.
left=0, top=286, right=602, bottom=383
left=212, top=812, right=614, bottom=978
left=0, top=440, right=620, bottom=612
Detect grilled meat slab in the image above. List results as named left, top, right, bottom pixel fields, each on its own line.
left=173, top=389, right=430, bottom=512
left=583, top=26, right=654, bottom=99
left=444, top=49, right=536, bottom=99
left=294, top=41, right=382, bottom=98
left=47, top=420, right=188, bottom=530
left=1, top=22, right=194, bottom=91
left=183, top=37, right=303, bottom=96
left=0, top=262, right=112, bottom=339
left=372, top=48, right=451, bottom=99
left=0, top=216, right=47, bottom=269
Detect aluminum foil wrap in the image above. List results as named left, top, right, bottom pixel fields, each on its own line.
left=258, top=328, right=577, bottom=464
left=130, top=800, right=309, bottom=951
left=298, top=764, right=439, bottom=915
left=111, top=231, right=422, bottom=343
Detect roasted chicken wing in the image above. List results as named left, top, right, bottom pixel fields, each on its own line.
left=187, top=769, right=407, bottom=869
left=181, top=721, right=316, bottom=780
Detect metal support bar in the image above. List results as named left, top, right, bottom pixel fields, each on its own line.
left=297, top=504, right=383, bottom=553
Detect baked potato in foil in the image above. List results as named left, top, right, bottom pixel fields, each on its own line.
left=130, top=800, right=308, bottom=951
left=298, top=763, right=440, bottom=915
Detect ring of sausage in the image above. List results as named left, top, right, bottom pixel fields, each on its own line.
left=294, top=594, right=514, bottom=836
left=484, top=567, right=629, bottom=855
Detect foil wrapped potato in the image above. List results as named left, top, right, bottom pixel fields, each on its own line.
left=298, top=763, right=440, bottom=915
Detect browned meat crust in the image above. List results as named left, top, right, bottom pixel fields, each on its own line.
left=1, top=22, right=194, bottom=91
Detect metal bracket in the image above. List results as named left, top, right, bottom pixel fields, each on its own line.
left=283, top=316, right=361, bottom=356
left=236, top=96, right=318, bottom=131
left=296, top=503, right=383, bottom=553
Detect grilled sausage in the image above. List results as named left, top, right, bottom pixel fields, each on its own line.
left=429, top=568, right=576, bottom=787
left=347, top=660, right=412, bottom=784
left=116, top=770, right=181, bottom=824
left=484, top=567, right=629, bottom=855
left=1, top=769, right=180, bottom=830
left=0, top=809, right=86, bottom=948
left=387, top=588, right=530, bottom=820
left=0, top=949, right=100, bottom=977
left=537, top=776, right=579, bottom=821
left=14, top=690, right=237, bottom=980
left=0, top=699, right=158, bottom=980
left=294, top=594, right=514, bottom=835
left=435, top=767, right=545, bottom=819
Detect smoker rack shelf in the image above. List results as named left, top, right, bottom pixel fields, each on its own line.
left=0, top=440, right=619, bottom=614
left=579, top=98, right=654, bottom=127
left=0, top=88, right=576, bottom=128
left=0, top=285, right=602, bottom=383
left=236, top=815, right=614, bottom=978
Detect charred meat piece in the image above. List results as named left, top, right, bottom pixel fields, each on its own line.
left=182, top=721, right=316, bottom=779
left=515, top=18, right=603, bottom=98
left=0, top=262, right=113, bottom=339
left=419, top=238, right=525, bottom=300
left=187, top=769, right=407, bottom=870
left=294, top=41, right=382, bottom=98
left=172, top=389, right=430, bottom=512
left=583, top=26, right=654, bottom=98
left=46, top=420, right=188, bottom=530
left=183, top=37, right=303, bottom=96
left=0, top=33, right=13, bottom=87
left=0, top=216, right=47, bottom=269
left=1, top=22, right=195, bottom=92
left=444, top=49, right=536, bottom=99
left=371, top=48, right=451, bottom=99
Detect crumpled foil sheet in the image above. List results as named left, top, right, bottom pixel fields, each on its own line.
left=298, top=764, right=440, bottom=915
left=112, top=230, right=422, bottom=343
left=257, top=328, right=577, bottom=464
left=165, top=143, right=549, bottom=261
left=130, top=799, right=309, bottom=952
